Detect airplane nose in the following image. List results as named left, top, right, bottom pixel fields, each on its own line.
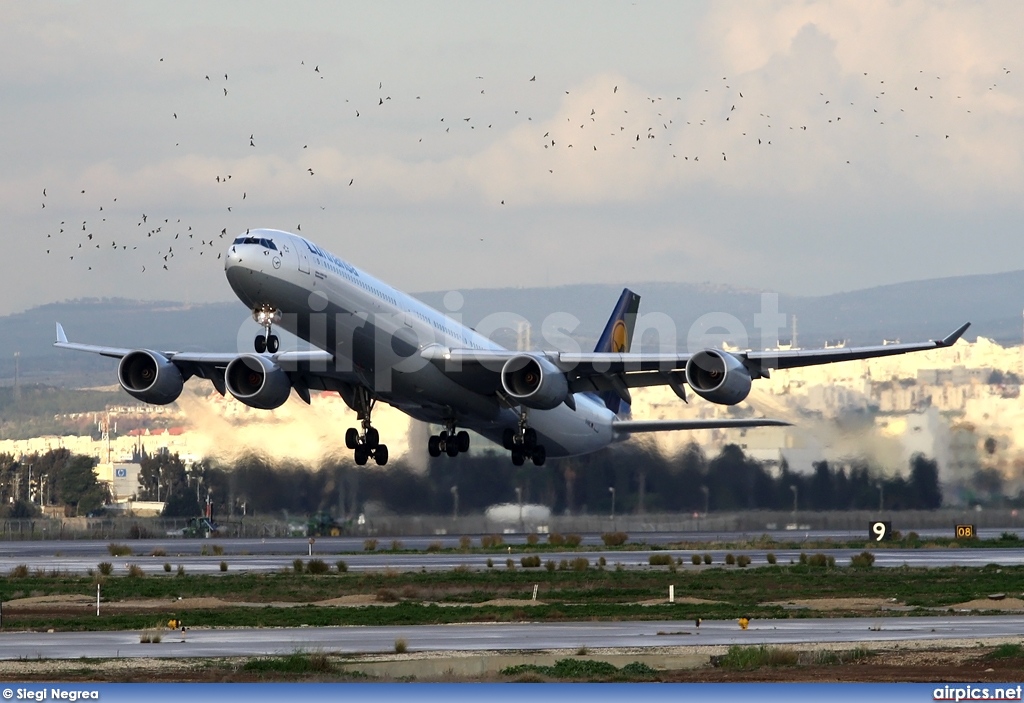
left=224, top=245, right=242, bottom=270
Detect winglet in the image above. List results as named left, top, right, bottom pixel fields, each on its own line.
left=938, top=322, right=970, bottom=347
left=55, top=322, right=68, bottom=344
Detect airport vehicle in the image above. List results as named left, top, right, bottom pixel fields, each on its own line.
left=171, top=516, right=220, bottom=539
left=55, top=229, right=968, bottom=467
left=306, top=511, right=345, bottom=537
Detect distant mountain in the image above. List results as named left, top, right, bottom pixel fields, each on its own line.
left=2, top=269, right=1021, bottom=387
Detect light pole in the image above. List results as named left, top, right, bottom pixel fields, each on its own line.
left=450, top=485, right=459, bottom=520
left=700, top=485, right=709, bottom=517
left=40, top=474, right=47, bottom=507
left=790, top=484, right=798, bottom=515
left=876, top=482, right=884, bottom=512
left=27, top=463, right=32, bottom=503
left=515, top=487, right=523, bottom=532
left=609, top=486, right=616, bottom=521
left=157, top=467, right=162, bottom=503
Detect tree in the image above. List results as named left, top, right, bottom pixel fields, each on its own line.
left=909, top=454, right=942, bottom=509
left=57, top=455, right=108, bottom=515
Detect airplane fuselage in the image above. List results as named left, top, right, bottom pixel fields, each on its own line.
left=224, top=229, right=618, bottom=457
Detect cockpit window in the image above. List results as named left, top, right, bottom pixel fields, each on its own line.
left=232, top=236, right=277, bottom=251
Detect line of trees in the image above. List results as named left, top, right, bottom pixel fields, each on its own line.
left=0, top=442, right=956, bottom=520
left=0, top=449, right=109, bottom=518
left=145, top=443, right=948, bottom=519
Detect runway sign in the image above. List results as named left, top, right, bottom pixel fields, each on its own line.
left=955, top=524, right=975, bottom=539
left=870, top=520, right=892, bottom=541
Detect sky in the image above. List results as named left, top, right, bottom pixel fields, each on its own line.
left=3, top=1, right=1024, bottom=317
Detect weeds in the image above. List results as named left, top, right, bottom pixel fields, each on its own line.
left=715, top=645, right=798, bottom=669
left=243, top=650, right=334, bottom=674
left=306, top=559, right=329, bottom=575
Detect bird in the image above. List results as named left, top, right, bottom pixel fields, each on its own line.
left=529, top=75, right=536, bottom=81
left=348, top=179, right=353, bottom=186
left=224, top=88, right=228, bottom=96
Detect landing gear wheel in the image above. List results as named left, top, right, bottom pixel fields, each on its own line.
left=531, top=445, right=547, bottom=466
left=502, top=428, right=515, bottom=450
left=354, top=445, right=369, bottom=466
left=345, top=428, right=359, bottom=449
left=511, top=449, right=525, bottom=466
left=365, top=427, right=380, bottom=448
left=524, top=428, right=538, bottom=449
left=428, top=435, right=441, bottom=457
left=254, top=334, right=267, bottom=354
left=266, top=335, right=280, bottom=354
left=374, top=444, right=389, bottom=466
left=445, top=439, right=459, bottom=457
left=456, top=430, right=470, bottom=453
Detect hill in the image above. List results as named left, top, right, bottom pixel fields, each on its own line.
left=3, top=269, right=1022, bottom=387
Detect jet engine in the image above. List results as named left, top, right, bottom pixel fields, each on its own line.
left=117, top=350, right=184, bottom=405
left=225, top=354, right=292, bottom=409
left=500, top=354, right=569, bottom=410
left=684, top=349, right=752, bottom=405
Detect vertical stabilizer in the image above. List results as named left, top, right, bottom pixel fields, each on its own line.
left=593, top=288, right=641, bottom=415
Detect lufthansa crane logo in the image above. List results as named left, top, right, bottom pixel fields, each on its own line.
left=611, top=320, right=628, bottom=353
left=273, top=257, right=282, bottom=269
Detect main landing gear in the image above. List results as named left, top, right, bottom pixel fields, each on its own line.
left=502, top=412, right=546, bottom=466
left=344, top=387, right=389, bottom=466
left=428, top=419, right=470, bottom=458
left=252, top=304, right=280, bottom=354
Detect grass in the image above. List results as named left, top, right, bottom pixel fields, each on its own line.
left=987, top=643, right=1024, bottom=659
left=5, top=563, right=1024, bottom=631
left=243, top=650, right=334, bottom=674
left=715, top=645, right=799, bottom=669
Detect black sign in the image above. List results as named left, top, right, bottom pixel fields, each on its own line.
left=870, top=521, right=892, bottom=542
left=955, top=524, right=975, bottom=539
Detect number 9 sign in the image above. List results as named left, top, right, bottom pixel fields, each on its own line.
left=870, top=521, right=891, bottom=542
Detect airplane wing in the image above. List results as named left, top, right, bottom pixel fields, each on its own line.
left=423, top=321, right=970, bottom=401
left=54, top=322, right=343, bottom=398
left=613, top=418, right=791, bottom=435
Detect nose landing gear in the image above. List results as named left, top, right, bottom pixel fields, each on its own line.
left=344, top=387, right=388, bottom=465
left=252, top=305, right=280, bottom=354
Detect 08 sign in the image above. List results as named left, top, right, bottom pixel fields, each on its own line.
left=870, top=521, right=892, bottom=542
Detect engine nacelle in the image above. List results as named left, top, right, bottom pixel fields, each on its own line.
left=225, top=354, right=292, bottom=409
left=117, top=350, right=184, bottom=405
left=684, top=349, right=752, bottom=405
left=500, top=354, right=569, bottom=410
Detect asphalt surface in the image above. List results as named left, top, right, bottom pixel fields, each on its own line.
left=2, top=537, right=1024, bottom=575
left=0, top=615, right=1021, bottom=661
left=3, top=528, right=1020, bottom=555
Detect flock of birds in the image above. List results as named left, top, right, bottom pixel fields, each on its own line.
left=37, top=56, right=1016, bottom=275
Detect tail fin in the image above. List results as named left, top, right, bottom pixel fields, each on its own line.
left=593, top=288, right=641, bottom=415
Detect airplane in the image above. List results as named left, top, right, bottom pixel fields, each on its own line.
left=55, top=228, right=970, bottom=467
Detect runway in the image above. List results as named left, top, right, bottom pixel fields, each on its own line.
left=2, top=539, right=1024, bottom=575
left=1, top=615, right=1022, bottom=661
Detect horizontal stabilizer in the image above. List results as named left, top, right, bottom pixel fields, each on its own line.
left=612, top=418, right=790, bottom=435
